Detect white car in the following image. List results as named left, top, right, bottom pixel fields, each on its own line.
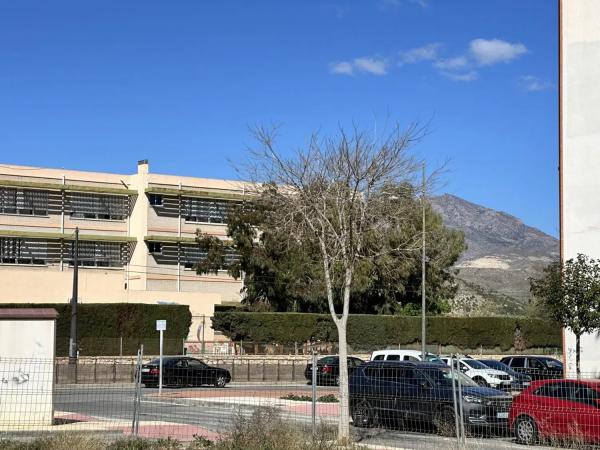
left=370, top=349, right=445, bottom=364
left=441, top=356, right=512, bottom=389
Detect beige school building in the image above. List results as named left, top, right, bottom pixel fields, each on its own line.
left=0, top=160, right=245, bottom=350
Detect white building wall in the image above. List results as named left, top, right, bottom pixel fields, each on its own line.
left=561, top=0, right=600, bottom=378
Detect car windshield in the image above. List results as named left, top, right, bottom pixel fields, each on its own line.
left=422, top=367, right=478, bottom=387
left=425, top=355, right=445, bottom=364
left=480, top=360, right=511, bottom=372
left=463, top=359, right=489, bottom=370
left=540, top=358, right=563, bottom=369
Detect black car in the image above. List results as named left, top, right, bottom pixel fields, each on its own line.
left=349, top=361, right=512, bottom=434
left=478, top=359, right=532, bottom=391
left=499, top=356, right=563, bottom=380
left=305, top=356, right=364, bottom=386
left=140, top=357, right=231, bottom=388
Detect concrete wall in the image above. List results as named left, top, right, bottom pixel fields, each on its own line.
left=0, top=318, right=55, bottom=427
left=561, top=0, right=600, bottom=377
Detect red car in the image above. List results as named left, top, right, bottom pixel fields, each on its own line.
left=509, top=379, right=600, bottom=445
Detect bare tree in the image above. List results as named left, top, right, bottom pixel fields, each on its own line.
left=242, top=124, right=427, bottom=440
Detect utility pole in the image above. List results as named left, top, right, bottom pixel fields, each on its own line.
left=421, top=163, right=427, bottom=360
left=69, top=227, right=79, bottom=365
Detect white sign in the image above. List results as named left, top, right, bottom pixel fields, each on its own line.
left=156, top=320, right=166, bottom=331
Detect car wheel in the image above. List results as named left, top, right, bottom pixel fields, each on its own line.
left=515, top=415, right=538, bottom=445
left=351, top=399, right=374, bottom=428
left=433, top=407, right=457, bottom=437
left=474, top=377, right=489, bottom=387
left=214, top=374, right=227, bottom=388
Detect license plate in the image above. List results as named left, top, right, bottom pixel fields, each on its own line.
left=497, top=412, right=509, bottom=419
left=141, top=368, right=150, bottom=373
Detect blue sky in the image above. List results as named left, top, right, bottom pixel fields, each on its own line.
left=0, top=0, right=558, bottom=236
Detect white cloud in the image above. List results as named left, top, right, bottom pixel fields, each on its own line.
left=520, top=75, right=555, bottom=92
left=441, top=70, right=479, bottom=82
left=329, top=57, right=388, bottom=76
left=353, top=57, right=388, bottom=75
left=329, top=61, right=354, bottom=75
left=399, top=43, right=440, bottom=65
left=433, top=56, right=469, bottom=70
left=469, top=38, right=528, bottom=66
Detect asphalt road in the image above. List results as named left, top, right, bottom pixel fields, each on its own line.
left=52, top=383, right=553, bottom=449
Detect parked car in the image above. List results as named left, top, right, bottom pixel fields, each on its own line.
left=370, top=349, right=445, bottom=364
left=349, top=361, right=512, bottom=434
left=478, top=359, right=532, bottom=392
left=441, top=356, right=511, bottom=390
left=500, top=356, right=564, bottom=380
left=509, top=379, right=600, bottom=445
left=140, top=357, right=231, bottom=388
left=304, top=356, right=364, bottom=386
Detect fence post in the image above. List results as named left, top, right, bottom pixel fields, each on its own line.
left=120, top=337, right=123, bottom=357
left=231, top=359, right=236, bottom=381
left=450, top=355, right=461, bottom=445
left=311, top=350, right=317, bottom=435
left=276, top=360, right=280, bottom=382
left=93, top=358, right=97, bottom=384
left=112, top=358, right=117, bottom=383
left=292, top=359, right=295, bottom=381
left=247, top=359, right=250, bottom=381
left=262, top=359, right=266, bottom=382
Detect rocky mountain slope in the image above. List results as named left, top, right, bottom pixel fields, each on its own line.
left=430, top=194, right=559, bottom=316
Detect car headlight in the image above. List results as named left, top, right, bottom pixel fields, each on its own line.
left=463, top=395, right=484, bottom=404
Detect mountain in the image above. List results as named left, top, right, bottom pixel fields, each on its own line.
left=430, top=194, right=559, bottom=316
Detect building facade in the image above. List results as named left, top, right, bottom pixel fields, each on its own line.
left=560, top=0, right=600, bottom=377
left=0, top=160, right=245, bottom=348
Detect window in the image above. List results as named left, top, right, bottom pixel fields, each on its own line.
left=174, top=359, right=188, bottom=368
left=183, top=197, right=236, bottom=223
left=149, top=194, right=163, bottom=206
left=70, top=241, right=123, bottom=267
left=510, top=357, right=525, bottom=368
left=529, top=358, right=544, bottom=370
left=148, top=242, right=162, bottom=254
left=188, top=359, right=207, bottom=368
left=573, top=386, right=600, bottom=407
left=534, top=382, right=574, bottom=400
left=0, top=238, right=47, bottom=264
left=182, top=245, right=240, bottom=270
left=69, top=192, right=128, bottom=220
left=386, top=354, right=400, bottom=361
left=0, top=188, right=48, bottom=216
left=372, top=355, right=384, bottom=361
left=404, top=355, right=419, bottom=361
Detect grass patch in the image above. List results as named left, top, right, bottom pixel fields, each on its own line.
left=280, top=393, right=339, bottom=403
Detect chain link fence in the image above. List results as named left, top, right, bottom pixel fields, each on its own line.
left=0, top=352, right=597, bottom=449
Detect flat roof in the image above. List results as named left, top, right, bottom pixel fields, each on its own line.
left=0, top=308, right=58, bottom=320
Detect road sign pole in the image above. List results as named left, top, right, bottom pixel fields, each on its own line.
left=159, top=329, right=164, bottom=395
left=156, top=319, right=167, bottom=396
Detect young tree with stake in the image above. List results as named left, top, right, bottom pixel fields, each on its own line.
left=530, top=254, right=600, bottom=379
left=241, top=124, right=428, bottom=440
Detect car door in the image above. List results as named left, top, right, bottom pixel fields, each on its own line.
left=533, top=382, right=576, bottom=438
left=570, top=384, right=600, bottom=441
left=172, top=359, right=188, bottom=386
left=187, top=358, right=211, bottom=386
left=509, top=357, right=528, bottom=378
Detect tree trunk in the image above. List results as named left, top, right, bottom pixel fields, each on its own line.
left=576, top=333, right=581, bottom=380
left=335, top=318, right=350, bottom=441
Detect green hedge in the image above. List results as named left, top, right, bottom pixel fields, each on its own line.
left=212, top=312, right=561, bottom=351
left=0, top=303, right=191, bottom=356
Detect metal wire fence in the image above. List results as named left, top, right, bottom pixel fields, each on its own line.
left=0, top=353, right=598, bottom=449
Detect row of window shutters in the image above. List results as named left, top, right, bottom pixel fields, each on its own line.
left=0, top=238, right=239, bottom=268
left=0, top=188, right=240, bottom=223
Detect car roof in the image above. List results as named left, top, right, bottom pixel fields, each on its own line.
left=529, top=379, right=600, bottom=389
left=362, top=360, right=445, bottom=370
left=371, top=349, right=437, bottom=356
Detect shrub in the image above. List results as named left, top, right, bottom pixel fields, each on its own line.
left=212, top=312, right=561, bottom=350
left=0, top=303, right=191, bottom=356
